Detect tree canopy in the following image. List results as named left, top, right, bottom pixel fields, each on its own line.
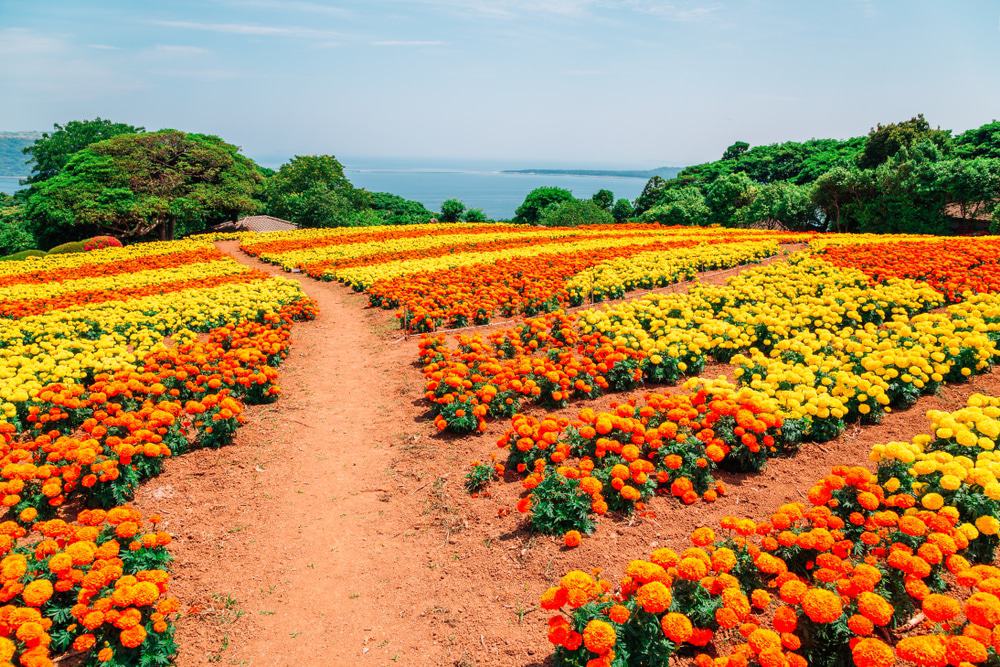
left=24, top=118, right=143, bottom=184
left=514, top=187, right=574, bottom=224
left=25, top=130, right=261, bottom=246
left=264, top=155, right=371, bottom=227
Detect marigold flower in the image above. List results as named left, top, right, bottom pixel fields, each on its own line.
left=852, top=638, right=894, bottom=667
left=635, top=581, right=671, bottom=613
left=800, top=588, right=843, bottom=624
left=661, top=612, right=692, bottom=643
left=582, top=619, right=616, bottom=655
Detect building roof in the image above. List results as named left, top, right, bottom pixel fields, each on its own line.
left=213, top=215, right=298, bottom=233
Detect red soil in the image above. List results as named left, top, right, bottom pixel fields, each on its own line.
left=130, top=241, right=1000, bottom=666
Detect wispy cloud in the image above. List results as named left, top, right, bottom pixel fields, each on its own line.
left=371, top=39, right=445, bottom=47
left=151, top=44, right=210, bottom=56
left=399, top=0, right=717, bottom=20
left=219, top=0, right=353, bottom=16
left=151, top=19, right=345, bottom=39
left=86, top=43, right=121, bottom=50
left=0, top=27, right=65, bottom=56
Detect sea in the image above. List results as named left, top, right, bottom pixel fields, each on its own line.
left=0, top=158, right=654, bottom=220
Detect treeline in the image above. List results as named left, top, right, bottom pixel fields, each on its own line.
left=0, top=119, right=458, bottom=256
left=632, top=115, right=1000, bottom=233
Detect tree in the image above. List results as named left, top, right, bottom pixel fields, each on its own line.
left=24, top=118, right=143, bottom=184
left=440, top=198, right=466, bottom=222
left=611, top=198, right=634, bottom=223
left=722, top=141, right=750, bottom=160
left=704, top=172, right=757, bottom=225
left=858, top=114, right=952, bottom=169
left=739, top=181, right=817, bottom=230
left=637, top=187, right=711, bottom=226
left=514, top=186, right=573, bottom=224
left=954, top=121, right=1000, bottom=159
left=634, top=176, right=669, bottom=214
left=264, top=155, right=371, bottom=227
left=991, top=204, right=1000, bottom=234
left=537, top=199, right=613, bottom=227
left=369, top=191, right=434, bottom=225
left=25, top=130, right=261, bottom=246
left=591, top=189, right=614, bottom=211
left=464, top=208, right=488, bottom=222
left=810, top=167, right=867, bottom=232
left=934, top=158, right=1000, bottom=221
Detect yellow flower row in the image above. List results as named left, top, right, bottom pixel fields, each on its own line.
left=0, top=237, right=220, bottom=277
left=564, top=240, right=785, bottom=302
left=0, top=276, right=306, bottom=420
left=0, top=259, right=249, bottom=303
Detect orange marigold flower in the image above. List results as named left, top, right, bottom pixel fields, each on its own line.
left=582, top=619, right=616, bottom=655
left=772, top=605, right=797, bottom=633
left=922, top=593, right=960, bottom=623
left=852, top=638, right=894, bottom=667
left=564, top=531, right=582, bottom=548
left=895, top=635, right=947, bottom=667
left=856, top=592, right=893, bottom=626
left=635, top=581, right=671, bottom=614
left=661, top=612, right=693, bottom=643
left=800, top=588, right=843, bottom=624
left=607, top=604, right=630, bottom=624
left=945, top=635, right=988, bottom=665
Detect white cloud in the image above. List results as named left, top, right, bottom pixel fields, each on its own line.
left=399, top=0, right=716, bottom=20
left=0, top=27, right=65, bottom=57
left=219, top=0, right=353, bottom=16
left=371, top=40, right=445, bottom=46
left=152, top=44, right=211, bottom=56
left=87, top=43, right=121, bottom=50
left=150, top=20, right=345, bottom=39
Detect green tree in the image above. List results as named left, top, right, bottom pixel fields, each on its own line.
left=369, top=191, right=434, bottom=225
left=811, top=167, right=870, bottom=232
left=514, top=186, right=573, bottom=224
left=537, top=199, right=613, bottom=227
left=637, top=187, right=711, bottom=226
left=934, top=158, right=1000, bottom=221
left=464, top=208, right=488, bottom=222
left=705, top=172, right=757, bottom=225
left=611, top=198, right=634, bottom=223
left=591, top=189, right=614, bottom=211
left=858, top=114, right=952, bottom=169
left=25, top=130, right=261, bottom=246
left=0, top=202, right=34, bottom=255
left=739, top=181, right=817, bottom=230
left=24, top=118, right=143, bottom=184
left=634, top=176, right=670, bottom=214
left=722, top=141, right=750, bottom=160
left=954, top=121, right=1000, bottom=159
left=439, top=198, right=466, bottom=222
left=264, top=155, right=371, bottom=227
left=991, top=204, right=1000, bottom=234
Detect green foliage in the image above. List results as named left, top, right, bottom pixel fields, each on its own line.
left=857, top=113, right=952, bottom=169
left=0, top=249, right=45, bottom=261
left=633, top=175, right=670, bottom=215
left=638, top=187, right=711, bottom=226
left=537, top=199, right=614, bottom=227
left=439, top=198, right=466, bottom=222
left=722, top=140, right=749, bottom=160
left=991, top=204, right=1000, bottom=234
left=514, top=186, right=574, bottom=224
left=369, top=191, right=434, bottom=225
left=25, top=130, right=262, bottom=245
left=463, top=207, right=488, bottom=222
left=47, top=240, right=88, bottom=254
left=342, top=208, right=385, bottom=227
left=704, top=171, right=757, bottom=224
left=954, top=120, right=1000, bottom=159
left=0, top=204, right=35, bottom=255
left=24, top=118, right=142, bottom=183
left=611, top=198, right=634, bottom=223
left=464, top=462, right=498, bottom=493
left=590, top=188, right=614, bottom=210
left=529, top=474, right=595, bottom=535
left=264, top=155, right=370, bottom=227
left=739, top=181, right=818, bottom=230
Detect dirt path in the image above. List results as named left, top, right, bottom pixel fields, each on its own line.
left=131, top=242, right=1000, bottom=667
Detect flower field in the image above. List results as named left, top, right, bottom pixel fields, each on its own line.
left=5, top=223, right=1000, bottom=666
left=0, top=236, right=315, bottom=666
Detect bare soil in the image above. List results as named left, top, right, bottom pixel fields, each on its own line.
left=130, top=242, right=1000, bottom=667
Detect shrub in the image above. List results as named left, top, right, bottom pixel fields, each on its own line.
left=538, top=199, right=614, bottom=227
left=464, top=208, right=488, bottom=222
left=83, top=235, right=123, bottom=251
left=514, top=187, right=574, bottom=224
left=47, top=240, right=88, bottom=254
left=440, top=198, right=466, bottom=222
left=0, top=249, right=46, bottom=261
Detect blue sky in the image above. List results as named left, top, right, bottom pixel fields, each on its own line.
left=1, top=0, right=998, bottom=167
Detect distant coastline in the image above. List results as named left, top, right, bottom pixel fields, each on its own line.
left=501, top=166, right=682, bottom=179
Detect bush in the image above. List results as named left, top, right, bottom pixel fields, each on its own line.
left=464, top=208, right=488, bottom=222
left=991, top=204, right=1000, bottom=234
left=0, top=215, right=36, bottom=256
left=611, top=198, right=634, bottom=223
left=514, top=186, right=574, bottom=224
left=537, top=199, right=613, bottom=227
left=638, top=187, right=711, bottom=226
left=47, top=240, right=88, bottom=254
left=439, top=198, right=466, bottom=222
left=0, top=249, right=46, bottom=261
left=84, top=235, right=123, bottom=251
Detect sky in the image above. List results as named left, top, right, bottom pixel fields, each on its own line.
left=1, top=0, right=999, bottom=168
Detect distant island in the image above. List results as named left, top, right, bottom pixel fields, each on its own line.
left=502, top=166, right=683, bottom=179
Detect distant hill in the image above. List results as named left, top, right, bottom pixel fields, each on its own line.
left=0, top=131, right=41, bottom=177
left=502, top=166, right=684, bottom=179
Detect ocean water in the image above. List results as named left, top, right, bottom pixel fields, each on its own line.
left=344, top=167, right=647, bottom=220
left=0, top=161, right=653, bottom=220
